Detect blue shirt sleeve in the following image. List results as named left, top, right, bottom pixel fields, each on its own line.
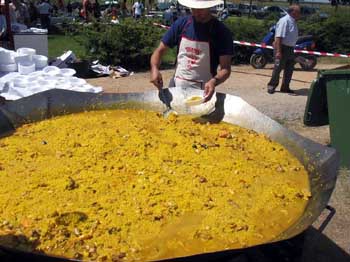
left=216, top=23, right=234, bottom=56
left=161, top=17, right=188, bottom=48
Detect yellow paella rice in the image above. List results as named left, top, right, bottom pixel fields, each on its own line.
left=0, top=109, right=311, bottom=261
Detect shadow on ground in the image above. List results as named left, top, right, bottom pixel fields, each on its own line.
left=231, top=69, right=313, bottom=84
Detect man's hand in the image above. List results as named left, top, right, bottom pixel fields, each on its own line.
left=203, top=78, right=216, bottom=102
left=203, top=55, right=232, bottom=102
left=150, top=42, right=168, bottom=90
left=275, top=51, right=282, bottom=60
left=274, top=37, right=282, bottom=60
left=150, top=68, right=163, bottom=89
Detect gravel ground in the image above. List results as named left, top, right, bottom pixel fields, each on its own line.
left=87, top=63, right=350, bottom=261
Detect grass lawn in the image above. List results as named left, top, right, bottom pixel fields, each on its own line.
left=48, top=34, right=86, bottom=59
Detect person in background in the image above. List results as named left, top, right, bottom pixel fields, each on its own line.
left=18, top=0, right=30, bottom=25
left=132, top=0, right=143, bottom=19
left=28, top=1, right=38, bottom=26
left=106, top=3, right=118, bottom=20
left=163, top=5, right=175, bottom=26
left=66, top=0, right=73, bottom=14
left=82, top=0, right=93, bottom=21
left=0, top=6, right=7, bottom=42
left=120, top=0, right=128, bottom=17
left=36, top=0, right=52, bottom=29
left=51, top=2, right=58, bottom=15
left=150, top=0, right=233, bottom=104
left=92, top=0, right=101, bottom=19
left=267, top=5, right=300, bottom=94
left=9, top=1, right=18, bottom=23
left=331, top=0, right=338, bottom=10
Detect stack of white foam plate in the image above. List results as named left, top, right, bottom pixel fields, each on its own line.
left=0, top=63, right=18, bottom=72
left=68, top=77, right=86, bottom=86
left=33, top=55, right=48, bottom=69
left=1, top=64, right=102, bottom=100
left=59, top=68, right=76, bottom=77
left=42, top=66, right=60, bottom=76
left=13, top=76, right=28, bottom=88
left=0, top=49, right=17, bottom=72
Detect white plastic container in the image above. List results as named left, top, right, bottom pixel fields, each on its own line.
left=30, top=85, right=49, bottom=94
left=59, top=68, right=76, bottom=77
left=56, top=82, right=72, bottom=90
left=81, top=84, right=97, bottom=92
left=42, top=66, right=60, bottom=76
left=38, top=79, right=56, bottom=89
left=13, top=77, right=28, bottom=88
left=33, top=55, right=48, bottom=69
left=15, top=54, right=32, bottom=64
left=0, top=81, right=4, bottom=92
left=69, top=77, right=86, bottom=86
left=0, top=50, right=16, bottom=64
left=18, top=62, right=35, bottom=75
left=43, top=75, right=58, bottom=81
left=17, top=47, right=36, bottom=57
left=26, top=75, right=39, bottom=85
left=29, top=71, right=44, bottom=77
left=0, top=63, right=18, bottom=72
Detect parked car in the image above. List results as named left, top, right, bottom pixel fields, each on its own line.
left=227, top=3, right=242, bottom=16
left=156, top=2, right=176, bottom=11
left=238, top=3, right=259, bottom=15
left=254, top=5, right=287, bottom=19
left=211, top=3, right=242, bottom=17
left=300, top=6, right=329, bottom=19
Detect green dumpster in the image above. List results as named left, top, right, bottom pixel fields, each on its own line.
left=327, top=71, right=350, bottom=167
left=304, top=69, right=350, bottom=167
left=304, top=71, right=329, bottom=126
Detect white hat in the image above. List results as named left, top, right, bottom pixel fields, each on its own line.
left=178, top=0, right=223, bottom=9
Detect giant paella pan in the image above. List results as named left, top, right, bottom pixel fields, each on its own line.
left=0, top=87, right=339, bottom=261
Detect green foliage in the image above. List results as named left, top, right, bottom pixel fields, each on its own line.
left=71, top=19, right=164, bottom=70
left=299, top=11, right=350, bottom=54
left=63, top=13, right=350, bottom=69
left=224, top=13, right=350, bottom=60
left=224, top=17, right=271, bottom=43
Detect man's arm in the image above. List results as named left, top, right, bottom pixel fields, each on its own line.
left=132, top=3, right=136, bottom=15
left=274, top=37, right=282, bottom=59
left=204, top=55, right=232, bottom=102
left=150, top=41, right=169, bottom=89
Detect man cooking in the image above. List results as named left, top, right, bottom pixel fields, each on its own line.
left=150, top=0, right=233, bottom=103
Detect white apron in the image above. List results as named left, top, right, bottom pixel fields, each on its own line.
left=174, top=18, right=212, bottom=90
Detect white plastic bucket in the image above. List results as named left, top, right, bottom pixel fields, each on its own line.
left=18, top=62, right=35, bottom=75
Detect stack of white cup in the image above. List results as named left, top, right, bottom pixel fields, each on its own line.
left=0, top=47, right=48, bottom=75
left=0, top=48, right=17, bottom=72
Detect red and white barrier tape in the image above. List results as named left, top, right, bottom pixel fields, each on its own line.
left=153, top=22, right=350, bottom=58
left=233, top=40, right=350, bottom=58
left=153, top=22, right=170, bottom=29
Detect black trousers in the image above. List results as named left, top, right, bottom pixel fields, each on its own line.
left=40, top=14, right=50, bottom=29
left=268, top=45, right=295, bottom=90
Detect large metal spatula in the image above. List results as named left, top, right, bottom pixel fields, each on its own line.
left=158, top=87, right=177, bottom=118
